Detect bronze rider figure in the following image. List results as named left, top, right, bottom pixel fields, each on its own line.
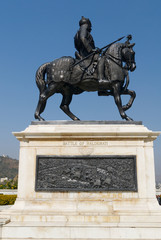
left=74, top=16, right=110, bottom=84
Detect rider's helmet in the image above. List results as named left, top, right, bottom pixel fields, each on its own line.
left=79, top=16, right=92, bottom=29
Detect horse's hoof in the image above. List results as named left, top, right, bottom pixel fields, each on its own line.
left=122, top=104, right=131, bottom=111
left=35, top=115, right=45, bottom=121
left=73, top=117, right=80, bottom=121
left=34, top=113, right=38, bottom=120
left=125, top=116, right=133, bottom=121
left=72, top=116, right=80, bottom=121
left=39, top=118, right=45, bottom=121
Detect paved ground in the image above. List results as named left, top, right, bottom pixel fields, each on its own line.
left=0, top=189, right=17, bottom=195
left=0, top=205, right=11, bottom=211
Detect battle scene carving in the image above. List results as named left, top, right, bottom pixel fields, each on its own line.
left=36, top=156, right=137, bottom=192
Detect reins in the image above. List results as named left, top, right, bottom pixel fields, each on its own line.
left=104, top=53, right=130, bottom=92
left=106, top=54, right=123, bottom=69
left=106, top=53, right=135, bottom=70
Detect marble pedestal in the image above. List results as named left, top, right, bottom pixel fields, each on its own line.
left=0, top=121, right=161, bottom=240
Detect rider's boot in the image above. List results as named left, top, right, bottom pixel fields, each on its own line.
left=97, top=57, right=110, bottom=84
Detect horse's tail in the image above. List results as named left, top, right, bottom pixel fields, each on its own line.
left=36, top=62, right=50, bottom=94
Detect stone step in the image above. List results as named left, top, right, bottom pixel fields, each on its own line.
left=2, top=223, right=161, bottom=239
left=2, top=239, right=161, bottom=240
left=2, top=221, right=161, bottom=227
left=1, top=213, right=161, bottom=223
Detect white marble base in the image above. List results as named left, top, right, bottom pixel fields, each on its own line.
left=0, top=122, right=161, bottom=240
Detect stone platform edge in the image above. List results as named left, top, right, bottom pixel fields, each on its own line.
left=31, top=120, right=143, bottom=125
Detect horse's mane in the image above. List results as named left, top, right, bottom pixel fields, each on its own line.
left=106, top=43, right=123, bottom=59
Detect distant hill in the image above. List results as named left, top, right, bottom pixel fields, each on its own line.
left=0, top=156, right=18, bottom=179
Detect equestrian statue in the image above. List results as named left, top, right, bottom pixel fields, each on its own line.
left=34, top=16, right=136, bottom=121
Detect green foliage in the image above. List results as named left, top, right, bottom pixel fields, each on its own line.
left=0, top=195, right=17, bottom=205
left=0, top=179, right=18, bottom=189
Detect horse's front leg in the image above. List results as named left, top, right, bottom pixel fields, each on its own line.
left=113, top=83, right=133, bottom=121
left=122, top=89, right=136, bottom=111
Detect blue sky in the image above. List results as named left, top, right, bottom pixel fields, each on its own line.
left=0, top=0, right=161, bottom=181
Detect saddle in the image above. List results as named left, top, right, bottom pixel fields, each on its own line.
left=74, top=51, right=98, bottom=75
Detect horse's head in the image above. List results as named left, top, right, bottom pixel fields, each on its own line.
left=121, top=43, right=136, bottom=72
left=105, top=42, right=136, bottom=72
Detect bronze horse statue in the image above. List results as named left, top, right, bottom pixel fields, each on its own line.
left=34, top=41, right=136, bottom=121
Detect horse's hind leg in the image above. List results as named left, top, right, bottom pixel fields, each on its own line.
left=113, top=83, right=133, bottom=121
left=122, top=89, right=136, bottom=111
left=35, top=100, right=46, bottom=121
left=34, top=83, right=57, bottom=121
left=60, top=91, right=80, bottom=121
left=34, top=99, right=47, bottom=121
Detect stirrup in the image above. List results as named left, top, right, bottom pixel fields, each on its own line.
left=98, top=79, right=110, bottom=84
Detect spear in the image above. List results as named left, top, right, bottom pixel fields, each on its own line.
left=72, top=36, right=125, bottom=68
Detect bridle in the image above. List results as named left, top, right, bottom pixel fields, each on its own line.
left=105, top=48, right=135, bottom=70
left=105, top=53, right=124, bottom=69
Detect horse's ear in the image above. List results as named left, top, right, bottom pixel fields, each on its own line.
left=122, top=43, right=135, bottom=49
left=128, top=43, right=135, bottom=48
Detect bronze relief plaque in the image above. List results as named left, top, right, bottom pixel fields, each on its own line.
left=35, top=156, right=137, bottom=192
